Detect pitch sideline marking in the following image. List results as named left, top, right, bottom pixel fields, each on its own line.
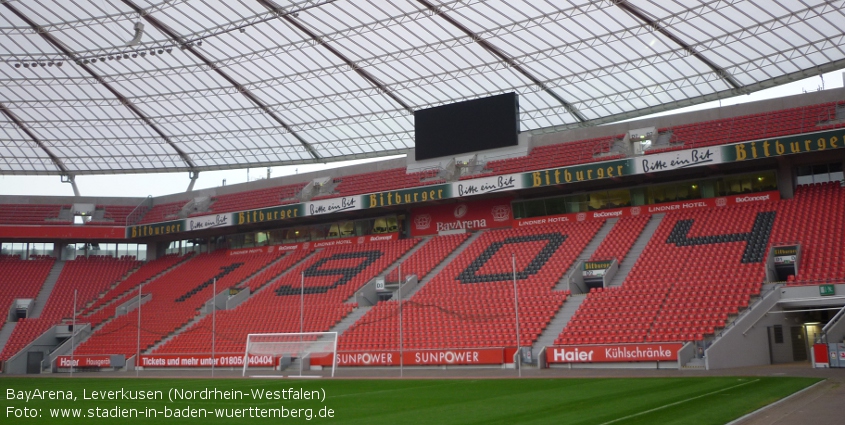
left=598, top=378, right=761, bottom=425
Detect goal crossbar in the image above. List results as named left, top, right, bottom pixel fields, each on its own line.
left=243, top=332, right=337, bottom=377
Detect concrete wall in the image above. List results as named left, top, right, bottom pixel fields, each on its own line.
left=115, top=293, right=151, bottom=317
left=356, top=278, right=378, bottom=307
left=768, top=324, right=794, bottom=364
left=706, top=286, right=784, bottom=369
left=4, top=326, right=71, bottom=374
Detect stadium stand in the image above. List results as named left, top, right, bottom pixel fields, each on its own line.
left=775, top=182, right=845, bottom=285
left=648, top=101, right=845, bottom=154
left=0, top=204, right=68, bottom=225
left=556, top=200, right=779, bottom=345
left=236, top=250, right=311, bottom=292
left=153, top=239, right=418, bottom=355
left=0, top=256, right=140, bottom=361
left=0, top=256, right=54, bottom=324
left=481, top=136, right=625, bottom=177
left=73, top=249, right=292, bottom=356
left=589, top=215, right=651, bottom=263
left=205, top=182, right=308, bottom=215
left=137, top=201, right=186, bottom=224
left=313, top=168, right=442, bottom=199
left=87, top=205, right=138, bottom=226
left=384, top=234, right=470, bottom=282
left=339, top=222, right=602, bottom=351
left=79, top=253, right=193, bottom=327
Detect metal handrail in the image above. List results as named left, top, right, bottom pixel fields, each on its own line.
left=716, top=282, right=782, bottom=338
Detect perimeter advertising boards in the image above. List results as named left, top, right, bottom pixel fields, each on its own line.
left=545, top=343, right=683, bottom=364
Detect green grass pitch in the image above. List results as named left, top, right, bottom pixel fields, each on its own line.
left=1, top=376, right=818, bottom=424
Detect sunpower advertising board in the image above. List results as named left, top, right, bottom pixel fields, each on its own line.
left=310, top=348, right=506, bottom=366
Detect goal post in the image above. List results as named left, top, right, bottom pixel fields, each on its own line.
left=242, top=332, right=338, bottom=377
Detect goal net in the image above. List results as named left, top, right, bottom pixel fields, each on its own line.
left=242, top=332, right=338, bottom=377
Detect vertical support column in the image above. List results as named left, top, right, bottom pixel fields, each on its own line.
left=777, top=158, right=794, bottom=199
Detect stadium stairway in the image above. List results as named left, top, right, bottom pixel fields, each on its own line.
left=332, top=234, right=477, bottom=338
left=375, top=236, right=433, bottom=283
left=143, top=250, right=314, bottom=354
left=81, top=254, right=192, bottom=321
left=531, top=293, right=587, bottom=354
left=0, top=322, right=17, bottom=354
left=324, top=304, right=374, bottom=339
left=27, top=260, right=65, bottom=318
left=153, top=240, right=417, bottom=355
left=232, top=251, right=311, bottom=293
left=82, top=262, right=142, bottom=309
left=403, top=231, right=483, bottom=299
left=607, top=214, right=664, bottom=288
left=554, top=219, right=617, bottom=291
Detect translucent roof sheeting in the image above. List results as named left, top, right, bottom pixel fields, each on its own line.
left=2, top=0, right=844, bottom=175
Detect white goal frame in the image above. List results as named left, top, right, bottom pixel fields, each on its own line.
left=242, top=332, right=338, bottom=377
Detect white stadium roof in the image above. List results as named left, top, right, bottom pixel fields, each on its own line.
left=2, top=0, right=845, bottom=176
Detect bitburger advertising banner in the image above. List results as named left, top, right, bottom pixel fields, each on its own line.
left=410, top=197, right=513, bottom=236
left=523, top=158, right=634, bottom=188
left=583, top=260, right=613, bottom=277
left=545, top=343, right=683, bottom=364
left=126, top=219, right=185, bottom=239
left=364, top=184, right=451, bottom=209
left=722, top=128, right=845, bottom=162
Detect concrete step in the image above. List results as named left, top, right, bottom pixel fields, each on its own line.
left=83, top=254, right=192, bottom=317
left=0, top=322, right=17, bottom=353
left=327, top=305, right=373, bottom=338
left=29, top=260, right=65, bottom=318
left=144, top=251, right=317, bottom=354
left=531, top=293, right=587, bottom=354
left=405, top=231, right=483, bottom=299
left=608, top=214, right=664, bottom=288
left=682, top=357, right=706, bottom=369
left=84, top=264, right=142, bottom=310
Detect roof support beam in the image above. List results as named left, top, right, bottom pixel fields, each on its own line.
left=0, top=101, right=72, bottom=177
left=121, top=0, right=323, bottom=161
left=257, top=0, right=415, bottom=115
left=2, top=1, right=200, bottom=174
left=615, top=1, right=743, bottom=91
left=535, top=57, right=845, bottom=134
left=416, top=0, right=588, bottom=123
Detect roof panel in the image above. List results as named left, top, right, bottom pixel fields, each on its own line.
left=2, top=0, right=845, bottom=174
